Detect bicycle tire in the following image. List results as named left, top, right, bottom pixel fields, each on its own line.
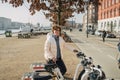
left=77, top=69, right=85, bottom=80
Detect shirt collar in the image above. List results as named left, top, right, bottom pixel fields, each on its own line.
left=52, top=35, right=59, bottom=39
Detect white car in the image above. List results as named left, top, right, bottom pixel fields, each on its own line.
left=95, top=30, right=103, bottom=36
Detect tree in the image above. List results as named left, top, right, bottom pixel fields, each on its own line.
left=2, top=0, right=98, bottom=26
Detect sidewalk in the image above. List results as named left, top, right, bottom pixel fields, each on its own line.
left=65, top=29, right=120, bottom=79
left=90, top=33, right=118, bottom=49
left=66, top=29, right=119, bottom=49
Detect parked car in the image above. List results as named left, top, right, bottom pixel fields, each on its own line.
left=106, top=33, right=116, bottom=38
left=95, top=30, right=103, bottom=36
left=79, top=28, right=82, bottom=31
left=4, top=30, right=12, bottom=37
left=86, top=29, right=95, bottom=35
left=61, top=31, right=72, bottom=42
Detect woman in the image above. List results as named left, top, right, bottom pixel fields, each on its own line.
left=44, top=25, right=78, bottom=75
left=117, top=41, right=120, bottom=69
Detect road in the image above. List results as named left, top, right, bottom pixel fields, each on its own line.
left=66, top=29, right=120, bottom=79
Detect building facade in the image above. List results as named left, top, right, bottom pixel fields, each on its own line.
left=98, top=0, right=120, bottom=33
left=65, top=20, right=76, bottom=29
left=0, top=17, right=30, bottom=30
left=11, top=22, right=24, bottom=29
left=0, top=17, right=11, bottom=30
left=83, top=1, right=98, bottom=32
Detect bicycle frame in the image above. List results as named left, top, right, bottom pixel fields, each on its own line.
left=21, top=52, right=106, bottom=80
left=73, top=52, right=106, bottom=80
left=73, top=63, right=82, bottom=80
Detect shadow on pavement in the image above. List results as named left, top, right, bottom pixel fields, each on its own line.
left=106, top=39, right=119, bottom=42
left=72, top=39, right=84, bottom=43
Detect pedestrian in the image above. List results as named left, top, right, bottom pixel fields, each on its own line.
left=30, top=29, right=33, bottom=35
left=102, top=30, right=107, bottom=42
left=44, top=25, right=78, bottom=75
left=117, top=41, right=120, bottom=52
left=117, top=41, right=120, bottom=69
left=70, top=28, right=72, bottom=32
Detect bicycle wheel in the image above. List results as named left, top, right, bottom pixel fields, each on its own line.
left=77, top=69, right=85, bottom=80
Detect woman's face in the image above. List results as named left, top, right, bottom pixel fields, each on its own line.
left=53, top=29, right=60, bottom=36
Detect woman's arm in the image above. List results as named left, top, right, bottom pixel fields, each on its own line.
left=44, top=38, right=55, bottom=60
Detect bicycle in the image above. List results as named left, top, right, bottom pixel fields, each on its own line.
left=76, top=52, right=106, bottom=80
left=21, top=52, right=108, bottom=80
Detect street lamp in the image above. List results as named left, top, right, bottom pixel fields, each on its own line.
left=72, top=18, right=73, bottom=28
left=83, top=0, right=90, bottom=38
left=72, top=17, right=76, bottom=28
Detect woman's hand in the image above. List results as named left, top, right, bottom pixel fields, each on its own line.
left=52, top=57, right=57, bottom=63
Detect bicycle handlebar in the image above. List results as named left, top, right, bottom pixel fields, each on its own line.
left=76, top=52, right=86, bottom=58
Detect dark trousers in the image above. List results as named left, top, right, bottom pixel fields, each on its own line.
left=47, top=58, right=67, bottom=75
left=56, top=58, right=67, bottom=75
left=103, top=37, right=105, bottom=42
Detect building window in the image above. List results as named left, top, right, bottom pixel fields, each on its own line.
left=109, top=0, right=111, bottom=6
left=103, top=12, right=104, bottom=19
left=105, top=12, right=107, bottom=18
left=119, top=20, right=120, bottom=30
left=110, top=0, right=112, bottom=6
left=114, top=21, right=117, bottom=29
left=93, top=9, right=95, bottom=13
left=101, top=23, right=103, bottom=29
left=116, top=0, right=119, bottom=3
left=107, top=22, right=109, bottom=27
left=109, top=10, right=110, bottom=18
left=119, top=20, right=120, bottom=26
left=119, top=6, right=120, bottom=15
left=99, top=5, right=101, bottom=10
left=108, top=1, right=110, bottom=6
left=116, top=8, right=117, bottom=16
left=107, top=0, right=108, bottom=7
left=110, top=10, right=112, bottom=17
left=101, top=13, right=102, bottom=19
left=107, top=11, right=108, bottom=18
left=114, top=0, right=116, bottom=4
left=112, top=0, right=114, bottom=5
left=92, top=14, right=95, bottom=19
left=112, top=9, right=114, bottom=17
left=104, top=12, right=105, bottom=19
left=104, top=22, right=106, bottom=28
left=113, top=21, right=116, bottom=31
left=102, top=2, right=104, bottom=9
left=102, top=13, right=104, bottom=19
left=112, top=0, right=113, bottom=5
left=114, top=8, right=116, bottom=17
left=104, top=1, right=106, bottom=8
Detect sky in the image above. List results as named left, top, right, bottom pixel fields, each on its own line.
left=0, top=1, right=84, bottom=26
